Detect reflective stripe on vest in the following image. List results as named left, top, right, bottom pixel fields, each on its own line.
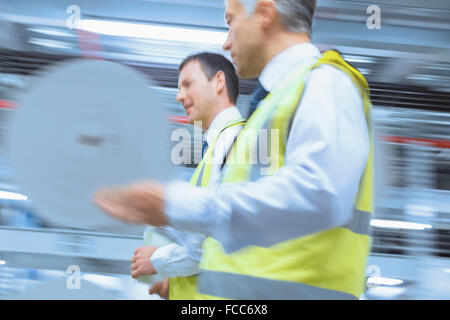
left=344, top=207, right=372, bottom=236
left=199, top=271, right=357, bottom=300
left=169, top=117, right=246, bottom=300
left=199, top=50, right=374, bottom=300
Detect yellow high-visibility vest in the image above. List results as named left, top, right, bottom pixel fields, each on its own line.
left=169, top=117, right=246, bottom=300
left=198, top=50, right=374, bottom=300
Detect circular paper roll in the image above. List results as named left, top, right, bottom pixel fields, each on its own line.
left=7, top=59, right=173, bottom=232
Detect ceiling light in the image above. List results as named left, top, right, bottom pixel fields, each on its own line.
left=79, top=19, right=227, bottom=46
left=367, top=276, right=404, bottom=286
left=370, top=219, right=432, bottom=230
left=0, top=191, right=28, bottom=200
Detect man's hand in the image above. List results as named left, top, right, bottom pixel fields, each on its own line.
left=131, top=246, right=158, bottom=278
left=149, top=278, right=169, bottom=299
left=93, top=181, right=168, bottom=226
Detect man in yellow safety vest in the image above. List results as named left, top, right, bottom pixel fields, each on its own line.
left=128, top=52, right=245, bottom=299
left=95, top=0, right=374, bottom=299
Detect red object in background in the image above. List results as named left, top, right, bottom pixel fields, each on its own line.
left=75, top=29, right=104, bottom=60
left=382, top=135, right=450, bottom=149
left=167, top=115, right=189, bottom=124
left=0, top=100, right=16, bottom=109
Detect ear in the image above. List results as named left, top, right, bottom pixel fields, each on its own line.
left=253, top=0, right=277, bottom=29
left=214, top=70, right=226, bottom=95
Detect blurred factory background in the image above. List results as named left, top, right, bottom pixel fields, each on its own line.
left=0, top=0, right=449, bottom=299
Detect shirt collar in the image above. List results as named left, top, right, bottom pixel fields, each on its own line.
left=259, top=42, right=321, bottom=92
left=206, top=106, right=242, bottom=145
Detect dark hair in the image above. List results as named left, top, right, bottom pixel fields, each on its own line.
left=178, top=52, right=239, bottom=105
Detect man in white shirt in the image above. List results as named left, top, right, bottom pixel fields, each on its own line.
left=95, top=0, right=372, bottom=299
left=129, top=52, right=244, bottom=298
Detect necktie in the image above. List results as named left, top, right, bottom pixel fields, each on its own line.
left=247, top=82, right=269, bottom=118
left=201, top=140, right=209, bottom=158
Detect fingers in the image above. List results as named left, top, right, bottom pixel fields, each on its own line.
left=131, top=246, right=154, bottom=264
left=149, top=279, right=169, bottom=300
left=133, top=246, right=157, bottom=258
left=93, top=193, right=130, bottom=222
left=93, top=187, right=139, bottom=223
left=160, top=278, right=169, bottom=299
left=93, top=188, right=121, bottom=210
left=131, top=248, right=141, bottom=262
left=93, top=182, right=168, bottom=226
left=149, top=282, right=163, bottom=295
left=130, top=260, right=156, bottom=278
left=149, top=280, right=169, bottom=297
left=130, top=260, right=142, bottom=278
left=131, top=264, right=146, bottom=278
left=131, top=270, right=139, bottom=279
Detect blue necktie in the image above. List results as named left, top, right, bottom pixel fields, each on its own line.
left=201, top=140, right=209, bottom=158
left=247, top=82, right=269, bottom=118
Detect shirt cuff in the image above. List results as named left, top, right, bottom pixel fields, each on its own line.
left=150, top=243, right=201, bottom=278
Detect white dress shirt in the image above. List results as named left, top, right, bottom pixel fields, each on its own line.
left=204, top=106, right=244, bottom=186
left=150, top=106, right=243, bottom=277
left=165, top=42, right=370, bottom=253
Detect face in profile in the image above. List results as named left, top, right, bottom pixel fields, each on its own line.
left=176, top=60, right=216, bottom=126
left=223, top=0, right=265, bottom=79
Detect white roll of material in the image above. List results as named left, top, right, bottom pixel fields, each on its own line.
left=7, top=59, right=173, bottom=233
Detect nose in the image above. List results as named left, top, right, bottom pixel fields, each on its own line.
left=176, top=88, right=184, bottom=103
left=222, top=30, right=232, bottom=51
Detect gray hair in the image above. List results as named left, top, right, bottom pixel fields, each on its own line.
left=239, top=0, right=317, bottom=37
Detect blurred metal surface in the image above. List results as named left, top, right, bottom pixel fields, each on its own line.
left=0, top=226, right=142, bottom=274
